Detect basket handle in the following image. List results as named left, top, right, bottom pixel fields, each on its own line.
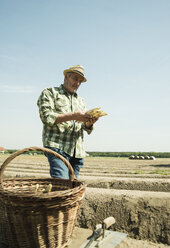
left=0, top=146, right=75, bottom=186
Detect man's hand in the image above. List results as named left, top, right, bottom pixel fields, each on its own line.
left=54, top=111, right=99, bottom=125
left=85, top=117, right=99, bottom=128
left=73, top=111, right=92, bottom=122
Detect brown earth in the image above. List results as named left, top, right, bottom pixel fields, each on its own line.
left=77, top=188, right=170, bottom=245
left=69, top=227, right=170, bottom=248
left=0, top=154, right=170, bottom=248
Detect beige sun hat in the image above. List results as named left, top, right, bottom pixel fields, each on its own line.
left=63, top=65, right=87, bottom=82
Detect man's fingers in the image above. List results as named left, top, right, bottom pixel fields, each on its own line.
left=88, top=117, right=98, bottom=124
left=75, top=109, right=105, bottom=123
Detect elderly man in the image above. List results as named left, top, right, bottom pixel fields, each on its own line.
left=37, top=65, right=98, bottom=179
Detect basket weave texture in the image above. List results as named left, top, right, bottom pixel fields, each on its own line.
left=0, top=147, right=86, bottom=248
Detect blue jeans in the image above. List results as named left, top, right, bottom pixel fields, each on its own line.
left=45, top=147, right=84, bottom=179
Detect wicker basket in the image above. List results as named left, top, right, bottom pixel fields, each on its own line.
left=0, top=147, right=86, bottom=248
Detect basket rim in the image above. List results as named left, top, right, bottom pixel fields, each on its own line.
left=0, top=147, right=75, bottom=186
left=0, top=177, right=86, bottom=200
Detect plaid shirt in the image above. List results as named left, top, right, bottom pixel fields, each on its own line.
left=37, top=84, right=93, bottom=158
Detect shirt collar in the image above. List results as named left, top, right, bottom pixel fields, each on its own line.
left=59, top=84, right=78, bottom=97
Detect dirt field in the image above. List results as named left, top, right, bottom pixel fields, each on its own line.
left=0, top=154, right=170, bottom=248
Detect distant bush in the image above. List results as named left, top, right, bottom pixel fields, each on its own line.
left=6, top=149, right=18, bottom=154
left=6, top=150, right=44, bottom=155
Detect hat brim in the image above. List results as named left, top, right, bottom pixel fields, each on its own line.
left=63, top=69, right=87, bottom=82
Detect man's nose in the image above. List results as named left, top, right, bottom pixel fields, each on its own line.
left=76, top=80, right=81, bottom=86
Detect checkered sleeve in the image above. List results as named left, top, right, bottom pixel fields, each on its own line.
left=82, top=122, right=94, bottom=134
left=37, top=88, right=58, bottom=126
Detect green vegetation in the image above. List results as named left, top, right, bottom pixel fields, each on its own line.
left=150, top=170, right=169, bottom=175
left=135, top=170, right=146, bottom=174
left=5, top=150, right=43, bottom=155
left=134, top=170, right=170, bottom=175
left=3, top=150, right=170, bottom=158
left=87, top=151, right=170, bottom=158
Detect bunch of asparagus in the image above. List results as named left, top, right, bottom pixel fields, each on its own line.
left=86, top=107, right=108, bottom=118
left=34, top=183, right=52, bottom=193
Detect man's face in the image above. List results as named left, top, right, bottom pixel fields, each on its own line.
left=63, top=72, right=84, bottom=93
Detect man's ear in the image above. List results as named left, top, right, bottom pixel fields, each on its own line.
left=65, top=73, right=70, bottom=80
left=64, top=74, right=68, bottom=83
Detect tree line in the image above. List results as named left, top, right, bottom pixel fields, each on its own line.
left=87, top=151, right=170, bottom=158
left=3, top=150, right=170, bottom=158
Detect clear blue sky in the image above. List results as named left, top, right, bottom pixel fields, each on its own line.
left=0, top=0, right=170, bottom=152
